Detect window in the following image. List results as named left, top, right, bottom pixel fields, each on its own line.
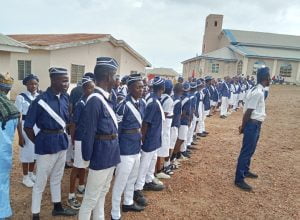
left=252, top=61, right=266, bottom=75
left=214, top=21, right=218, bottom=27
left=130, top=71, right=138, bottom=75
left=211, top=63, right=219, bottom=73
left=71, top=64, right=85, bottom=84
left=18, top=60, right=31, bottom=80
left=280, top=63, right=292, bottom=77
left=237, top=60, right=243, bottom=75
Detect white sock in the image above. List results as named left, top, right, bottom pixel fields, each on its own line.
left=68, top=193, right=75, bottom=199
left=78, top=185, right=85, bottom=191
left=164, top=161, right=170, bottom=168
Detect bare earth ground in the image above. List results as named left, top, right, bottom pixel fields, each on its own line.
left=9, top=85, right=300, bottom=220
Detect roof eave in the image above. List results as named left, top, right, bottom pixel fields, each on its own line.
left=0, top=45, right=29, bottom=53
left=108, top=36, right=151, bottom=67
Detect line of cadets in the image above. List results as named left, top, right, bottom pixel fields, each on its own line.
left=16, top=56, right=256, bottom=220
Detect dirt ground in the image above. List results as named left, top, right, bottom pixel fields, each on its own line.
left=9, top=85, right=300, bottom=220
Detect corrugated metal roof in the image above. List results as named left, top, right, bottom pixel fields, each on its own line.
left=223, top=29, right=300, bottom=49
left=230, top=45, right=300, bottom=61
left=0, top=33, right=29, bottom=48
left=8, top=34, right=109, bottom=46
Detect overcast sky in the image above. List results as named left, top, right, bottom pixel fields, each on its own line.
left=1, top=0, right=300, bottom=72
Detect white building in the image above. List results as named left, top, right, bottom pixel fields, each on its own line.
left=182, top=14, right=300, bottom=84
left=0, top=33, right=151, bottom=98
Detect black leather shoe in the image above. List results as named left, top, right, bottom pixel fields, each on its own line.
left=32, top=213, right=40, bottom=220
left=52, top=207, right=77, bottom=216
left=198, top=133, right=207, bottom=137
left=187, top=145, right=197, bottom=150
left=235, top=181, right=252, bottom=192
left=203, top=131, right=209, bottom=135
left=143, top=182, right=165, bottom=191
left=245, top=171, right=258, bottom=179
left=111, top=217, right=121, bottom=220
left=122, top=203, right=145, bottom=212
left=134, top=190, right=148, bottom=206
left=220, top=115, right=227, bottom=119
left=191, top=142, right=197, bottom=145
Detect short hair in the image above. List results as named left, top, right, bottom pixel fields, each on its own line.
left=94, top=66, right=115, bottom=82
left=173, top=83, right=183, bottom=93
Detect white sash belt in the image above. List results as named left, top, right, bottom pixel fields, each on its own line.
left=38, top=99, right=66, bottom=129
left=126, top=101, right=142, bottom=125
left=87, top=93, right=118, bottom=129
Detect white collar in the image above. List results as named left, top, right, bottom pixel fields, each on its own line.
left=131, top=96, right=139, bottom=104
left=25, top=90, right=38, bottom=98
left=95, top=86, right=110, bottom=100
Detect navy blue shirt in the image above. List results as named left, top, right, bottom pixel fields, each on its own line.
left=24, top=87, right=69, bottom=155
left=180, top=92, right=191, bottom=126
left=171, top=95, right=182, bottom=128
left=116, top=95, right=145, bottom=155
left=142, top=93, right=163, bottom=152
left=69, top=86, right=83, bottom=112
left=81, top=88, right=120, bottom=170
left=220, top=82, right=230, bottom=98
left=110, top=88, right=118, bottom=111
left=72, top=97, right=86, bottom=141
left=203, top=87, right=211, bottom=111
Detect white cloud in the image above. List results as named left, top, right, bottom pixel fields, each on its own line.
left=0, top=0, right=299, bottom=73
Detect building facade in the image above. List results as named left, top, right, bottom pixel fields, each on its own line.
left=182, top=14, right=300, bottom=84
left=0, top=34, right=151, bottom=98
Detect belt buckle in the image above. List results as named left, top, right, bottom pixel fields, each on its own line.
left=111, top=134, right=117, bottom=139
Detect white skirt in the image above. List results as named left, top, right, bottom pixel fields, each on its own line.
left=73, top=140, right=85, bottom=168
left=169, top=127, right=178, bottom=150
left=19, top=121, right=38, bottom=163
left=157, top=119, right=172, bottom=157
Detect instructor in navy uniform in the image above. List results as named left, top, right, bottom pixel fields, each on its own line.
left=78, top=57, right=121, bottom=220
left=235, top=67, right=270, bottom=191
left=24, top=67, right=76, bottom=220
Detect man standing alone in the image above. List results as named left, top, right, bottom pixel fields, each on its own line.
left=235, top=67, right=270, bottom=191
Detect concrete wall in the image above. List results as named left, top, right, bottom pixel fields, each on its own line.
left=9, top=50, right=50, bottom=99
left=118, top=47, right=146, bottom=75
left=202, top=14, right=223, bottom=54
left=7, top=41, right=147, bottom=98
left=0, top=51, right=11, bottom=73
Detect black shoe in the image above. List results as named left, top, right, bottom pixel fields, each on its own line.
left=65, top=163, right=73, bottom=169
left=111, top=217, right=121, bottom=220
left=182, top=151, right=191, bottom=158
left=245, top=171, right=258, bottom=179
left=52, top=207, right=77, bottom=216
left=143, top=181, right=165, bottom=191
left=187, top=145, right=197, bottom=150
left=220, top=115, right=226, bottom=119
left=235, top=181, right=252, bottom=192
left=196, top=133, right=202, bottom=137
left=198, top=133, right=207, bottom=137
left=134, top=190, right=148, bottom=206
left=122, top=203, right=145, bottom=212
left=32, top=213, right=40, bottom=220
left=191, top=142, right=197, bottom=145
left=203, top=131, right=209, bottom=135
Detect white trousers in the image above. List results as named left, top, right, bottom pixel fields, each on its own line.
left=134, top=150, right=157, bottom=191
left=111, top=154, right=140, bottom=219
left=187, top=115, right=197, bottom=145
left=233, top=94, right=239, bottom=109
left=197, top=110, right=208, bottom=133
left=31, top=150, right=66, bottom=214
left=220, top=96, right=228, bottom=116
left=79, top=167, right=115, bottom=220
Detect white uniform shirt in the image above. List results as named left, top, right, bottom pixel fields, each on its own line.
left=243, top=84, right=266, bottom=122
left=161, top=94, right=174, bottom=116
left=15, top=91, right=39, bottom=115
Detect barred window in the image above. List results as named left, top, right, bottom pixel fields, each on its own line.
left=237, top=60, right=243, bottom=75
left=71, top=64, right=85, bottom=84
left=280, top=63, right=292, bottom=77
left=211, top=63, right=219, bottom=73
left=18, top=60, right=31, bottom=80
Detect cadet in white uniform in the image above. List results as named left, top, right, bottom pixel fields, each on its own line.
left=15, top=74, right=40, bottom=188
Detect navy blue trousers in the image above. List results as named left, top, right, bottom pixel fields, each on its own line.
left=235, top=121, right=261, bottom=183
